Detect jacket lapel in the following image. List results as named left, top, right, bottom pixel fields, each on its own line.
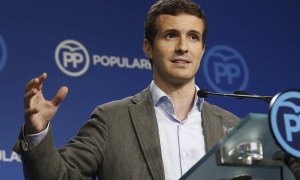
left=129, top=88, right=165, bottom=180
left=201, top=102, right=224, bottom=152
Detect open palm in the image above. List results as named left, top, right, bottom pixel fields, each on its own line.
left=24, top=73, right=68, bottom=134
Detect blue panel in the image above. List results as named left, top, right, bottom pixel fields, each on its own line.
left=0, top=0, right=299, bottom=179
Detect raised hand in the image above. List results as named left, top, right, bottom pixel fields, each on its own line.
left=24, top=73, right=68, bottom=134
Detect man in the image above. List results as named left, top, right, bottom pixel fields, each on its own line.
left=15, top=0, right=250, bottom=179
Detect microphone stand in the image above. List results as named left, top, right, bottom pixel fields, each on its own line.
left=197, top=89, right=273, bottom=104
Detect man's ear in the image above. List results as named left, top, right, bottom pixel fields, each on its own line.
left=143, top=39, right=153, bottom=59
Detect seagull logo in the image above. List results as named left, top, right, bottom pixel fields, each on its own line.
left=55, top=39, right=90, bottom=77
left=270, top=90, right=300, bottom=158
left=203, top=45, right=249, bottom=92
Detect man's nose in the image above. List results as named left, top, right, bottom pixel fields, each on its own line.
left=175, top=37, right=188, bottom=53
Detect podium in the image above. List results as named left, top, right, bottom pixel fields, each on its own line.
left=180, top=113, right=296, bottom=180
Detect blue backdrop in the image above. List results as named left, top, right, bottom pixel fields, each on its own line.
left=1, top=0, right=300, bottom=179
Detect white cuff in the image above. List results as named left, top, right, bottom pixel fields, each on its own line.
left=23, top=123, right=50, bottom=149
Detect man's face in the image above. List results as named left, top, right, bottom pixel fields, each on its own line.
left=144, top=13, right=205, bottom=86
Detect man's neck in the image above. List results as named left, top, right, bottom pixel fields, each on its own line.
left=154, top=79, right=197, bottom=121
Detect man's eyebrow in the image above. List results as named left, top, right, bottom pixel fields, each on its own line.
left=161, top=29, right=179, bottom=34
left=161, top=29, right=202, bottom=35
left=188, top=30, right=202, bottom=36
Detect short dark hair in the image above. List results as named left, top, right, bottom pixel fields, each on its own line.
left=144, top=0, right=207, bottom=47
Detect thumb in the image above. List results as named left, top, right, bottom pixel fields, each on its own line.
left=52, top=86, right=68, bottom=107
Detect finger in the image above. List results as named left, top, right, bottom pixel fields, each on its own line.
left=24, top=89, right=38, bottom=108
left=51, top=86, right=68, bottom=107
left=25, top=78, right=39, bottom=93
left=36, top=72, right=47, bottom=91
left=24, top=73, right=47, bottom=93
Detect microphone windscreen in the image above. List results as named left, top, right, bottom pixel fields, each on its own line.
left=197, top=89, right=209, bottom=98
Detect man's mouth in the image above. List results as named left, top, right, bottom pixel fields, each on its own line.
left=171, top=58, right=191, bottom=64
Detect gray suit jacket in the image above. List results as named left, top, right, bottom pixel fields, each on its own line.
left=14, top=88, right=239, bottom=180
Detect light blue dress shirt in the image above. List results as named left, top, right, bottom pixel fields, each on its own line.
left=150, top=81, right=205, bottom=180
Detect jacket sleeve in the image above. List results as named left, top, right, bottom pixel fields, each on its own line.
left=13, top=106, right=108, bottom=180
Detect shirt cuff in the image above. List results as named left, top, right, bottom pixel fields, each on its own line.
left=23, top=123, right=50, bottom=149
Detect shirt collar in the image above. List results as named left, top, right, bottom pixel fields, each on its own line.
left=149, top=81, right=204, bottom=113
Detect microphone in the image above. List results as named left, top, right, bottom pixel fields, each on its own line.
left=197, top=89, right=273, bottom=104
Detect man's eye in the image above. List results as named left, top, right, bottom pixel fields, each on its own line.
left=165, top=33, right=176, bottom=39
left=189, top=34, right=199, bottom=41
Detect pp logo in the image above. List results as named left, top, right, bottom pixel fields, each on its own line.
left=0, top=34, right=8, bottom=73
left=203, top=45, right=249, bottom=92
left=270, top=90, right=300, bottom=158
left=55, top=39, right=90, bottom=77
